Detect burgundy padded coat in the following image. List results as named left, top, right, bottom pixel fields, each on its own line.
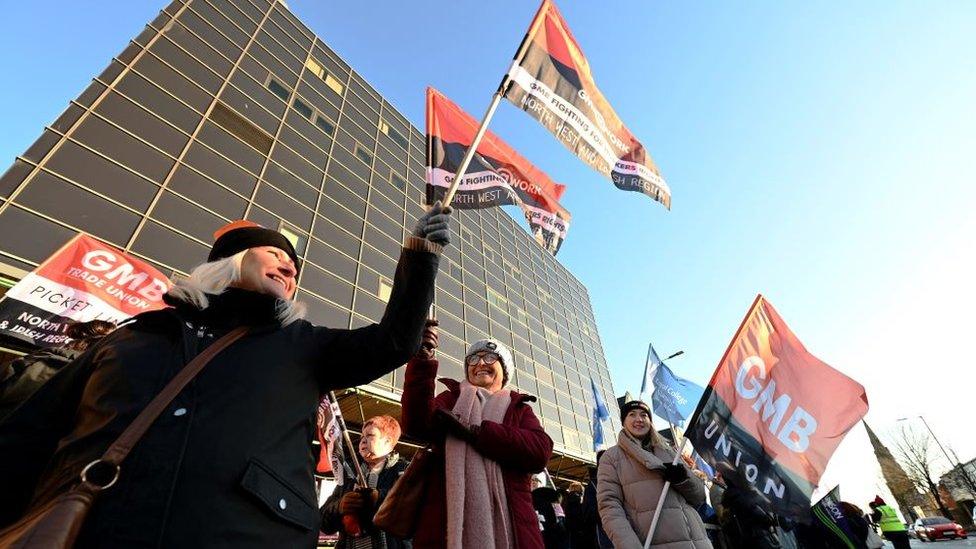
left=400, top=357, right=553, bottom=549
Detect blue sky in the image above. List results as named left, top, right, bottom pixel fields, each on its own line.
left=2, top=1, right=974, bottom=508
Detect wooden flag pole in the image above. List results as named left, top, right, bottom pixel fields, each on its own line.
left=440, top=91, right=504, bottom=208
left=440, top=1, right=547, bottom=208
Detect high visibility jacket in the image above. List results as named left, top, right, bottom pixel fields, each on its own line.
left=877, top=505, right=906, bottom=532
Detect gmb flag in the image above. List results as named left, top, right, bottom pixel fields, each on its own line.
left=811, top=486, right=868, bottom=549
left=685, top=295, right=868, bottom=520
left=504, top=0, right=670, bottom=208
left=0, top=233, right=170, bottom=348
left=426, top=87, right=571, bottom=253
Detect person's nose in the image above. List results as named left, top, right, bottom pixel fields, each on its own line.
left=278, top=260, right=296, bottom=278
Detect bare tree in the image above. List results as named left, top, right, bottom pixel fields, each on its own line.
left=891, top=424, right=951, bottom=518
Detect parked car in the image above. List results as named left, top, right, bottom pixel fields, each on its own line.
left=913, top=516, right=967, bottom=542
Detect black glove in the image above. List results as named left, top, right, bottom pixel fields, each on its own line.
left=433, top=408, right=479, bottom=444
left=661, top=463, right=689, bottom=484
left=339, top=487, right=379, bottom=517
left=412, top=201, right=453, bottom=246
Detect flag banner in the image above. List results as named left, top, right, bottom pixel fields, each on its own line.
left=640, top=343, right=663, bottom=397
left=503, top=0, right=670, bottom=208
left=0, top=233, right=170, bottom=347
left=426, top=87, right=572, bottom=253
left=685, top=295, right=869, bottom=521
left=590, top=375, right=610, bottom=451
left=811, top=486, right=868, bottom=549
left=316, top=395, right=345, bottom=480
left=651, top=362, right=706, bottom=427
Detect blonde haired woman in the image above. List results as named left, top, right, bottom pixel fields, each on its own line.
left=598, top=400, right=712, bottom=549
left=0, top=205, right=450, bottom=548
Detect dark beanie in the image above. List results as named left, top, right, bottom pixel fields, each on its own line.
left=619, top=400, right=652, bottom=423
left=208, top=220, right=300, bottom=273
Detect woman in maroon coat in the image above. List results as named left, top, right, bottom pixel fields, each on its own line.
left=400, top=320, right=553, bottom=549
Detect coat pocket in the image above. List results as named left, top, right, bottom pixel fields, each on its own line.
left=240, top=458, right=318, bottom=531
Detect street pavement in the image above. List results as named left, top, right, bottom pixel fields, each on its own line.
left=907, top=539, right=975, bottom=548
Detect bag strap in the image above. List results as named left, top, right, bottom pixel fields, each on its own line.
left=95, top=326, right=249, bottom=471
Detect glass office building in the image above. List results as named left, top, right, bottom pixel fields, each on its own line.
left=0, top=0, right=618, bottom=477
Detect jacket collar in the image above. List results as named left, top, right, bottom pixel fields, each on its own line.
left=437, top=377, right=537, bottom=404
left=616, top=429, right=672, bottom=471
left=128, top=288, right=282, bottom=335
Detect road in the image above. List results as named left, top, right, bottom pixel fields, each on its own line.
left=908, top=539, right=975, bottom=548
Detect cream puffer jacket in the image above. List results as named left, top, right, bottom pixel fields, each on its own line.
left=597, top=430, right=712, bottom=549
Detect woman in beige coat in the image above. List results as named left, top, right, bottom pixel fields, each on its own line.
left=597, top=401, right=712, bottom=549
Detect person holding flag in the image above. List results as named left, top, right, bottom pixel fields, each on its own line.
left=597, top=400, right=711, bottom=548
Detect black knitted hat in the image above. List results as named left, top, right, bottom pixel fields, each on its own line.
left=619, top=400, right=652, bottom=423
left=208, top=220, right=300, bottom=273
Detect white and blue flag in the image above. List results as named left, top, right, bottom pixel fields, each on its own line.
left=641, top=343, right=705, bottom=427
left=590, top=376, right=611, bottom=451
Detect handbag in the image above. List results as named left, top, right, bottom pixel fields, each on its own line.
left=372, top=445, right=434, bottom=539
left=0, top=326, right=249, bottom=549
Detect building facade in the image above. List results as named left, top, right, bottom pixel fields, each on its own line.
left=0, top=0, right=618, bottom=476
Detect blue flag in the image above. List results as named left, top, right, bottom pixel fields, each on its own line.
left=694, top=453, right=715, bottom=479
left=590, top=376, right=610, bottom=450
left=650, top=362, right=705, bottom=427
left=640, top=343, right=663, bottom=396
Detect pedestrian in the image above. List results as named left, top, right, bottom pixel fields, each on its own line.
left=0, top=204, right=450, bottom=548
left=718, top=478, right=781, bottom=549
left=400, top=320, right=554, bottom=549
left=532, top=474, right=571, bottom=548
left=581, top=453, right=614, bottom=549
left=0, top=319, right=115, bottom=420
left=867, top=496, right=910, bottom=549
left=597, top=400, right=712, bottom=548
left=563, top=481, right=589, bottom=549
left=321, top=415, right=410, bottom=549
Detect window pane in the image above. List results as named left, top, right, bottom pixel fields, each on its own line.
left=95, top=92, right=189, bottom=156
left=72, top=116, right=175, bottom=183
left=45, top=141, right=159, bottom=211
left=168, top=164, right=246, bottom=219
left=0, top=205, right=75, bottom=263
left=16, top=171, right=140, bottom=245
left=131, top=220, right=210, bottom=273
left=197, top=120, right=265, bottom=174
left=267, top=78, right=290, bottom=102
left=292, top=97, right=313, bottom=119
left=150, top=190, right=224, bottom=242
left=183, top=141, right=257, bottom=197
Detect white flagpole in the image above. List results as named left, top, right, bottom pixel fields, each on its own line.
left=644, top=436, right=689, bottom=549
left=639, top=342, right=654, bottom=402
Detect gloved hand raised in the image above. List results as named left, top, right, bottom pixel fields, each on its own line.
left=412, top=201, right=453, bottom=246
left=416, top=319, right=439, bottom=360
left=661, top=462, right=689, bottom=484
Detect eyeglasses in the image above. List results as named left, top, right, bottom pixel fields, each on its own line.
left=465, top=352, right=500, bottom=366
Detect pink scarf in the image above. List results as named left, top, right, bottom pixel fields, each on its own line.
left=445, top=382, right=515, bottom=549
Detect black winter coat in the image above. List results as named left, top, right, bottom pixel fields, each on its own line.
left=0, top=242, right=438, bottom=548
left=320, top=453, right=410, bottom=549
left=0, top=346, right=80, bottom=420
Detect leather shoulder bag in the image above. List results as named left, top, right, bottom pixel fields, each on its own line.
left=0, top=326, right=249, bottom=549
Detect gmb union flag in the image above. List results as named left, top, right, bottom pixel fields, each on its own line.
left=504, top=0, right=671, bottom=209
left=685, top=295, right=868, bottom=520
left=426, top=87, right=571, bottom=253
left=0, top=233, right=170, bottom=347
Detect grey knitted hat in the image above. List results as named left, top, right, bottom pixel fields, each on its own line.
left=465, top=339, right=514, bottom=386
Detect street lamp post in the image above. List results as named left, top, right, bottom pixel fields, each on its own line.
left=897, top=415, right=976, bottom=500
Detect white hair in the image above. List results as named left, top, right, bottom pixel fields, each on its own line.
left=167, top=250, right=306, bottom=326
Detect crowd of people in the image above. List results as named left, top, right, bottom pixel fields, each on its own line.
left=0, top=212, right=904, bottom=548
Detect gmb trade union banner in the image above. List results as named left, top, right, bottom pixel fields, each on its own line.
left=426, top=87, right=572, bottom=253
left=685, top=295, right=868, bottom=520
left=503, top=0, right=671, bottom=209
left=0, top=233, right=170, bottom=347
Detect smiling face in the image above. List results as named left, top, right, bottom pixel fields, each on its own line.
left=465, top=351, right=504, bottom=393
left=623, top=408, right=652, bottom=439
left=234, top=246, right=297, bottom=300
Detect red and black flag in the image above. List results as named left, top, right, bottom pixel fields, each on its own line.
left=684, top=295, right=868, bottom=521
left=504, top=0, right=671, bottom=209
left=426, top=87, right=571, bottom=252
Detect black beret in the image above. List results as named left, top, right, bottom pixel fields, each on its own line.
left=619, top=400, right=652, bottom=424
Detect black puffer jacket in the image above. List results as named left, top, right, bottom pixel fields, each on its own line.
left=0, top=242, right=438, bottom=548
